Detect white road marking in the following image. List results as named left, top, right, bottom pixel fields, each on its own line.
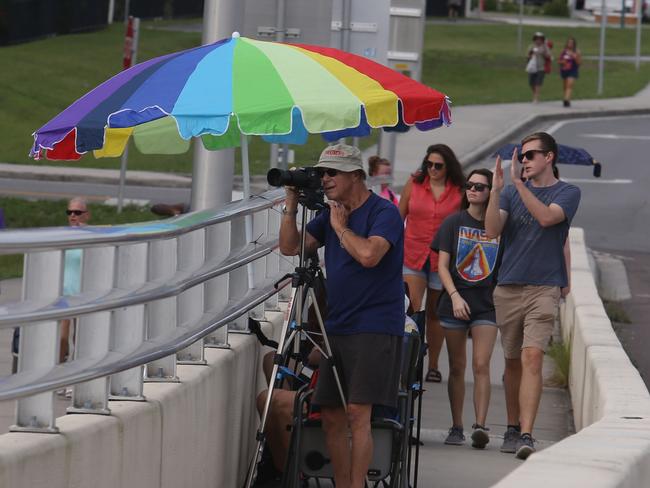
left=561, top=178, right=632, bottom=184
left=581, top=134, right=650, bottom=140
left=546, top=114, right=650, bottom=135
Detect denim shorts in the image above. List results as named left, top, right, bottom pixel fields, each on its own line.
left=403, top=259, right=442, bottom=291
left=439, top=316, right=497, bottom=330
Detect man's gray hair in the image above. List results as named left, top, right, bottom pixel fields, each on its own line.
left=68, top=197, right=88, bottom=209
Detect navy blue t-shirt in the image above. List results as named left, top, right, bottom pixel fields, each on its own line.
left=306, top=192, right=404, bottom=337
left=498, top=180, right=581, bottom=287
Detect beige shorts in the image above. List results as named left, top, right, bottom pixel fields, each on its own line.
left=493, top=285, right=561, bottom=359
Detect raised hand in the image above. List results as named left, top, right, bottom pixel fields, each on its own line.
left=493, top=156, right=505, bottom=192
left=328, top=201, right=349, bottom=235
left=510, top=147, right=521, bottom=184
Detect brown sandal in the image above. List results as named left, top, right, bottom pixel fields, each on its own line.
left=425, top=369, right=442, bottom=383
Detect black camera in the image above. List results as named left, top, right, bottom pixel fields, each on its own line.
left=267, top=167, right=322, bottom=190
left=267, top=167, right=327, bottom=211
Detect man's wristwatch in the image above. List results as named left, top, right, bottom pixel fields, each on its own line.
left=282, top=206, right=298, bottom=216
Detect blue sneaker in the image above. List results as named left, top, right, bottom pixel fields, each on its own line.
left=500, top=426, right=520, bottom=453
left=444, top=425, right=465, bottom=445
left=515, top=433, right=536, bottom=460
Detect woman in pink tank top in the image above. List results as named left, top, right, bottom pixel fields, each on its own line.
left=368, top=155, right=399, bottom=206
left=399, top=144, right=464, bottom=383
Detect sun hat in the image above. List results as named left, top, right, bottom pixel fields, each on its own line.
left=315, top=144, right=364, bottom=173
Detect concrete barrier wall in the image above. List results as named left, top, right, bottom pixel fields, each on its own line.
left=0, top=311, right=283, bottom=488
left=494, top=228, right=650, bottom=488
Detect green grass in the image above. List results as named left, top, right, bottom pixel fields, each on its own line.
left=0, top=198, right=162, bottom=279
left=423, top=24, right=650, bottom=105
left=546, top=340, right=571, bottom=388
left=0, top=19, right=649, bottom=173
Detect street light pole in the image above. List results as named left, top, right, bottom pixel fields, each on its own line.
left=598, top=0, right=607, bottom=95
left=635, top=0, right=642, bottom=70
left=190, top=0, right=243, bottom=211
left=517, top=0, right=524, bottom=53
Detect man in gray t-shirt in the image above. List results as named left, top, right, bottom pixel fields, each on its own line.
left=485, top=132, right=580, bottom=460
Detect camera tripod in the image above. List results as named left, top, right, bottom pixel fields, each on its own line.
left=244, top=204, right=346, bottom=488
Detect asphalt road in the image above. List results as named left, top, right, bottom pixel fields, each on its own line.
left=545, top=115, right=650, bottom=387
left=476, top=114, right=650, bottom=387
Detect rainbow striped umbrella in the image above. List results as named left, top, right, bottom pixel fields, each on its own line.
left=30, top=33, right=451, bottom=161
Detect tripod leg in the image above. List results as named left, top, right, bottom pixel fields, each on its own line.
left=308, top=288, right=347, bottom=409
left=244, top=284, right=303, bottom=488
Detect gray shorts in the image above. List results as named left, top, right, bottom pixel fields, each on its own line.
left=528, top=71, right=545, bottom=87
left=313, top=333, right=402, bottom=408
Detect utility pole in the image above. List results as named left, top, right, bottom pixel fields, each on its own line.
left=517, top=0, right=524, bottom=53
left=191, top=0, right=244, bottom=211
left=635, top=0, right=642, bottom=70
left=598, top=0, right=607, bottom=95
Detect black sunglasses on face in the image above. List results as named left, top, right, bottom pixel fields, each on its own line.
left=465, top=182, right=490, bottom=192
left=316, top=168, right=339, bottom=178
left=426, top=161, right=445, bottom=171
left=518, top=149, right=547, bottom=163
left=66, top=210, right=87, bottom=216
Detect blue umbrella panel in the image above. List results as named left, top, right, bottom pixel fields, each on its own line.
left=493, top=143, right=602, bottom=177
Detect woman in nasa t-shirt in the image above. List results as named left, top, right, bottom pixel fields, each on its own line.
left=431, top=168, right=501, bottom=449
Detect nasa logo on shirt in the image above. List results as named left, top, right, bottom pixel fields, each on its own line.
left=455, top=226, right=499, bottom=282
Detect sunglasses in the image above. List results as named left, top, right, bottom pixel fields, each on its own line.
left=316, top=168, right=339, bottom=178
left=518, top=149, right=547, bottom=163
left=66, top=209, right=87, bottom=216
left=465, top=182, right=490, bottom=192
left=426, top=162, right=445, bottom=171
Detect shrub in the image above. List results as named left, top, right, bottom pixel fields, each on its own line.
left=543, top=0, right=570, bottom=17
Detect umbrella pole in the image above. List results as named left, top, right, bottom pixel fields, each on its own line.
left=117, top=145, right=129, bottom=213
left=241, top=134, right=256, bottom=290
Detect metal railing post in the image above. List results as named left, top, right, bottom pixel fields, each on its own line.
left=250, top=210, right=267, bottom=319
left=228, top=216, right=249, bottom=331
left=12, top=250, right=63, bottom=433
left=265, top=206, right=281, bottom=311
left=68, top=246, right=115, bottom=415
left=145, top=238, right=180, bottom=382
left=110, top=243, right=148, bottom=400
left=177, top=229, right=207, bottom=364
left=205, top=221, right=232, bottom=347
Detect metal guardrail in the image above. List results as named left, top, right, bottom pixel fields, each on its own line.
left=0, top=188, right=296, bottom=433
left=0, top=177, right=393, bottom=433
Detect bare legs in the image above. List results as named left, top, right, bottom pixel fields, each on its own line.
left=519, top=347, right=544, bottom=434
left=445, top=326, right=498, bottom=428
left=321, top=403, right=373, bottom=488
left=563, top=77, right=575, bottom=106
left=471, top=326, right=498, bottom=426
left=425, top=289, right=444, bottom=372
left=531, top=84, right=541, bottom=103
left=503, top=357, right=522, bottom=426
left=445, top=329, right=467, bottom=427
left=503, top=346, right=544, bottom=434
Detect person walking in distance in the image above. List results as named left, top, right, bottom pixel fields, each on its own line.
left=525, top=32, right=552, bottom=103
left=279, top=144, right=404, bottom=488
left=432, top=168, right=501, bottom=448
left=558, top=36, right=581, bottom=108
left=485, top=132, right=580, bottom=460
left=399, top=144, right=464, bottom=383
